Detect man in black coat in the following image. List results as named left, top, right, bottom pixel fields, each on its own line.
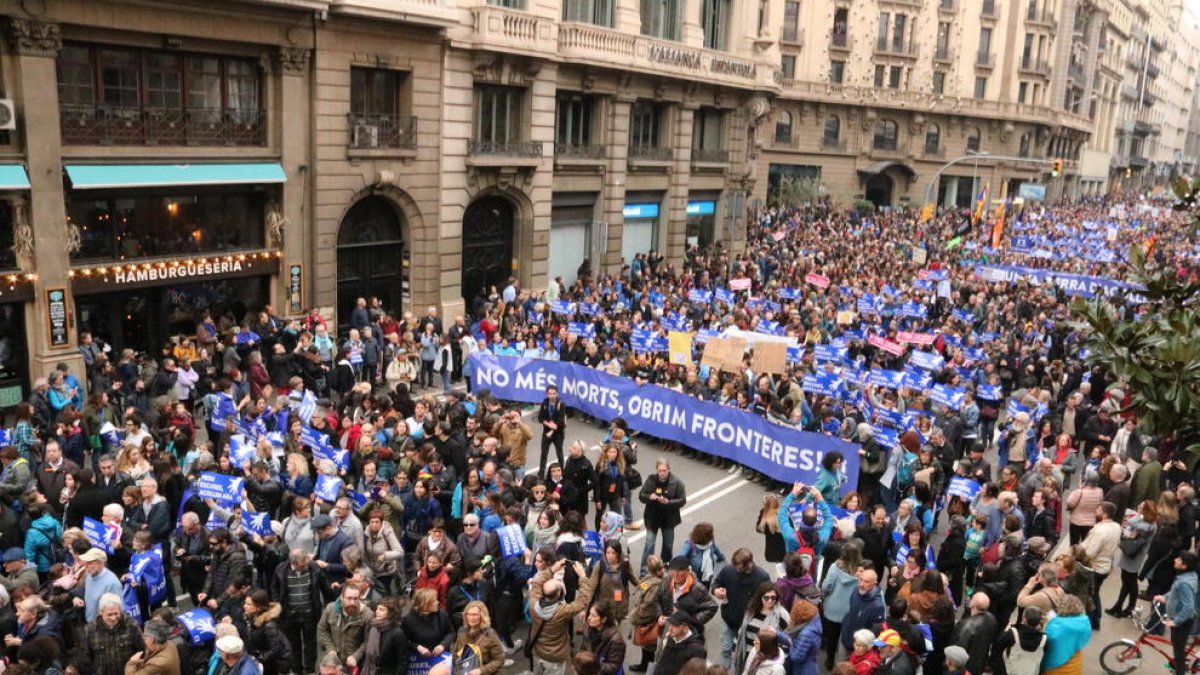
left=711, top=549, right=770, bottom=667
left=952, top=592, right=1000, bottom=675
left=654, top=612, right=708, bottom=675
left=856, top=505, right=892, bottom=580
left=656, top=557, right=718, bottom=638
left=537, top=385, right=566, bottom=476
left=272, top=549, right=324, bottom=675
left=639, top=460, right=686, bottom=571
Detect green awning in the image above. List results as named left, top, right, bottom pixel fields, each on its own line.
left=0, top=164, right=30, bottom=190
left=65, top=162, right=286, bottom=190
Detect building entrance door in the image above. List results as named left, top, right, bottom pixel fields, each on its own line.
left=337, top=196, right=404, bottom=329
left=461, top=196, right=515, bottom=303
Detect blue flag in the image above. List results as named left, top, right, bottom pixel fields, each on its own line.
left=976, top=384, right=1003, bottom=401
left=241, top=512, right=272, bottom=537
left=688, top=289, right=712, bottom=304
left=312, top=443, right=350, bottom=473
left=930, top=384, right=965, bottom=410
left=582, top=531, right=604, bottom=560
left=122, top=580, right=142, bottom=625
left=229, top=435, right=256, bottom=468
left=786, top=345, right=805, bottom=363
left=947, top=476, right=981, bottom=501
left=83, top=517, right=113, bottom=554
left=131, top=544, right=166, bottom=605
left=868, top=369, right=905, bottom=390
left=314, top=474, right=343, bottom=503
left=715, top=287, right=736, bottom=304
left=211, top=393, right=236, bottom=426
left=567, top=322, right=596, bottom=339
left=908, top=351, right=945, bottom=371
left=802, top=372, right=844, bottom=397
left=177, top=608, right=217, bottom=645
left=497, top=523, right=527, bottom=558
left=195, top=472, right=244, bottom=505
left=550, top=300, right=575, bottom=316
left=578, top=302, right=599, bottom=316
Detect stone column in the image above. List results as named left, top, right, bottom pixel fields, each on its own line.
left=666, top=103, right=696, bottom=262
left=8, top=19, right=86, bottom=383
left=275, top=47, right=312, bottom=317
left=681, top=0, right=704, bottom=46
left=601, top=95, right=633, bottom=273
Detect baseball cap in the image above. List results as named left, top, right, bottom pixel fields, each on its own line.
left=78, top=548, right=108, bottom=563
left=873, top=628, right=902, bottom=648
left=665, top=610, right=691, bottom=627
left=668, top=556, right=690, bottom=571
left=2, top=548, right=24, bottom=563
left=312, top=514, right=334, bottom=529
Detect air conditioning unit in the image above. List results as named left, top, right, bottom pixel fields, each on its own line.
left=0, top=100, right=15, bottom=131
left=352, top=124, right=379, bottom=149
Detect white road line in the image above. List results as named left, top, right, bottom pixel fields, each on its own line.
left=627, top=477, right=753, bottom=544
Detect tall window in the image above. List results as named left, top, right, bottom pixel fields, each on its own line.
left=474, top=84, right=524, bottom=147
left=925, top=123, right=941, bottom=154
left=351, top=68, right=401, bottom=118
left=933, top=71, right=946, bottom=94
left=692, top=107, right=724, bottom=156
left=832, top=8, right=848, bottom=47
left=56, top=43, right=264, bottom=146
left=830, top=60, right=845, bottom=84
left=782, top=1, right=800, bottom=42
left=966, top=127, right=981, bottom=153
left=629, top=100, right=664, bottom=150
left=556, top=91, right=594, bottom=150
left=1022, top=33, right=1034, bottom=65
left=889, top=65, right=902, bottom=88
left=701, top=0, right=731, bottom=50
left=823, top=115, right=840, bottom=145
left=874, top=65, right=885, bottom=87
left=563, top=0, right=613, bottom=25
left=641, top=0, right=681, bottom=40
left=1018, top=82, right=1028, bottom=103
left=488, top=0, right=524, bottom=8
left=893, top=14, right=907, bottom=51
left=775, top=111, right=793, bottom=144
left=979, top=27, right=992, bottom=56
left=1019, top=133, right=1031, bottom=157
left=877, top=12, right=890, bottom=48
left=781, top=55, right=796, bottom=79
left=974, top=76, right=987, bottom=98
left=873, top=119, right=898, bottom=151
left=936, top=22, right=951, bottom=58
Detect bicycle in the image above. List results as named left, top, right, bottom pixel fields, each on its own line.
left=1100, top=601, right=1200, bottom=674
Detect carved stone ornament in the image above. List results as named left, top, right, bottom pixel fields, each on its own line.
left=276, top=47, right=311, bottom=75
left=265, top=200, right=288, bottom=247
left=65, top=220, right=81, bottom=256
left=9, top=198, right=33, bottom=260
left=746, top=95, right=770, bottom=125
left=8, top=18, right=60, bottom=57
left=1000, top=121, right=1015, bottom=143
left=861, top=109, right=877, bottom=132
left=472, top=55, right=540, bottom=86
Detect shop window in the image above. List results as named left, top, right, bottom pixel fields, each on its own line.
left=56, top=43, right=264, bottom=146
left=68, top=189, right=266, bottom=263
left=0, top=202, right=16, bottom=271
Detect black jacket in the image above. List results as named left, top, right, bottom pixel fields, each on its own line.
left=271, top=560, right=324, bottom=618
left=639, top=473, right=686, bottom=530
left=537, top=398, right=566, bottom=439
left=656, top=574, right=718, bottom=634
left=656, top=631, right=707, bottom=675
left=205, top=545, right=250, bottom=599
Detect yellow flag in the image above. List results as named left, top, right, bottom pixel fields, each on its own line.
left=668, top=331, right=693, bottom=366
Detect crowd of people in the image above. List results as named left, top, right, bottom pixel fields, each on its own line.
left=0, top=192, right=1196, bottom=675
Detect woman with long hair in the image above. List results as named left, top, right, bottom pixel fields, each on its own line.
left=592, top=542, right=636, bottom=622
left=679, top=522, right=726, bottom=587
left=628, top=555, right=665, bottom=673
left=11, top=403, right=36, bottom=462
left=756, top=494, right=784, bottom=564
left=1108, top=499, right=1158, bottom=618
left=592, top=444, right=627, bottom=531
left=583, top=600, right=627, bottom=675
left=740, top=626, right=785, bottom=675
left=240, top=589, right=291, bottom=675
left=734, top=583, right=790, bottom=675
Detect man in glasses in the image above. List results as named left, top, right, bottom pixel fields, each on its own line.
left=455, top=514, right=498, bottom=568
left=197, top=529, right=249, bottom=611
left=711, top=548, right=770, bottom=668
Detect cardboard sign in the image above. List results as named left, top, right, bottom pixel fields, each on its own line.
left=720, top=335, right=747, bottom=373
left=668, top=331, right=693, bottom=366
left=701, top=337, right=726, bottom=368
left=751, top=341, right=789, bottom=375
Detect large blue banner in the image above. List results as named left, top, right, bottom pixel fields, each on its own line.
left=470, top=354, right=860, bottom=486
left=975, top=264, right=1143, bottom=300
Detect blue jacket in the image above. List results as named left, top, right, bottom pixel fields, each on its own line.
left=1040, top=613, right=1091, bottom=671
left=786, top=616, right=822, bottom=675
left=778, top=493, right=833, bottom=556
left=315, top=530, right=352, bottom=582
left=839, top=587, right=884, bottom=650
left=1167, top=570, right=1198, bottom=625
left=25, top=514, right=62, bottom=572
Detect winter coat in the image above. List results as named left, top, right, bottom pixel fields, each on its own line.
left=86, top=614, right=144, bottom=675
left=638, top=472, right=686, bottom=531
left=785, top=616, right=822, bottom=675
left=656, top=630, right=707, bottom=675
left=713, top=564, right=771, bottom=629
left=317, top=598, right=369, bottom=663
left=452, top=626, right=505, bottom=675
left=584, top=626, right=626, bottom=675
left=245, top=603, right=291, bottom=675
left=629, top=572, right=664, bottom=628
left=25, top=514, right=63, bottom=572
left=363, top=522, right=405, bottom=578
left=820, top=563, right=859, bottom=623
left=400, top=608, right=454, bottom=652
left=655, top=571, right=719, bottom=634
left=271, top=560, right=324, bottom=619
left=203, top=545, right=250, bottom=599
left=839, top=587, right=885, bottom=651
left=124, top=642, right=181, bottom=675
left=360, top=620, right=409, bottom=675
left=529, top=567, right=597, bottom=663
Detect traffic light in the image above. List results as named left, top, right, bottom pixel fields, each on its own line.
left=1052, top=159, right=1063, bottom=177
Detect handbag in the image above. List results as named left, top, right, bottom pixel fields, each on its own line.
left=626, top=466, right=643, bottom=491
left=1119, top=535, right=1147, bottom=558
left=632, top=622, right=661, bottom=647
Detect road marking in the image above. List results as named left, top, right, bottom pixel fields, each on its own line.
left=627, top=476, right=753, bottom=544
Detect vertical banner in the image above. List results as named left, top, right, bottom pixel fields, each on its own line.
left=46, top=288, right=69, bottom=347
left=288, top=263, right=304, bottom=315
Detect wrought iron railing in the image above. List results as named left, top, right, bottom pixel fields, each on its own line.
left=60, top=105, right=266, bottom=146
left=468, top=140, right=544, bottom=156
left=347, top=114, right=418, bottom=149
left=691, top=147, right=727, bottom=163
left=555, top=142, right=606, bottom=159
left=628, top=145, right=673, bottom=161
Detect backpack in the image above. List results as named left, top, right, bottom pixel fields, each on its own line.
left=897, top=451, right=918, bottom=489
left=1002, top=627, right=1046, bottom=675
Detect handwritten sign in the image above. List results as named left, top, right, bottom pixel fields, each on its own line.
left=805, top=272, right=831, bottom=289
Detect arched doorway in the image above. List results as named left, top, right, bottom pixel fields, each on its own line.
left=337, top=196, right=404, bottom=329
left=865, top=174, right=893, bottom=209
left=462, top=195, right=515, bottom=304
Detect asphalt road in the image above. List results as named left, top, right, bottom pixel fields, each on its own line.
left=518, top=412, right=1154, bottom=674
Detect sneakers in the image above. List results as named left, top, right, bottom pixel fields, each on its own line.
left=506, top=639, right=524, bottom=656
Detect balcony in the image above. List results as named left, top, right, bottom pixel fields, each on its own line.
left=1151, top=35, right=1166, bottom=51
left=555, top=23, right=772, bottom=92
left=1147, top=62, right=1160, bottom=79
left=781, top=27, right=804, bottom=48
left=874, top=39, right=919, bottom=59
left=1128, top=153, right=1149, bottom=168
left=347, top=114, right=417, bottom=151
left=878, top=0, right=922, bottom=7
left=468, top=5, right=557, bottom=59
left=628, top=145, right=673, bottom=162
left=830, top=30, right=850, bottom=51
left=554, top=142, right=605, bottom=160
left=1142, top=92, right=1156, bottom=107
left=691, top=147, right=728, bottom=164
left=329, top=0, right=458, bottom=29
left=1133, top=120, right=1153, bottom=135
left=60, top=105, right=266, bottom=146
left=1121, top=82, right=1140, bottom=100
left=1026, top=9, right=1057, bottom=30
left=975, top=51, right=995, bottom=69
left=467, top=139, right=544, bottom=168
left=1019, top=59, right=1051, bottom=77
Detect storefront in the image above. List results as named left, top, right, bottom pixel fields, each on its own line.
left=621, top=191, right=663, bottom=264
left=0, top=165, right=32, bottom=406
left=63, top=162, right=285, bottom=355
left=548, top=192, right=596, bottom=285
left=685, top=192, right=721, bottom=248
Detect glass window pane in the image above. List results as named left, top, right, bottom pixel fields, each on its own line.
left=145, top=53, right=182, bottom=109
left=187, top=57, right=222, bottom=111
left=99, top=49, right=139, bottom=107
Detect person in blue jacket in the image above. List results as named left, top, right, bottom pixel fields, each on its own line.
left=24, top=503, right=63, bottom=580
left=1154, top=550, right=1198, bottom=675
left=778, top=482, right=833, bottom=557
left=785, top=598, right=822, bottom=675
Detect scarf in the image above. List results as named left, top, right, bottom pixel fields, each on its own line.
left=693, top=543, right=717, bottom=583
left=361, top=619, right=392, bottom=675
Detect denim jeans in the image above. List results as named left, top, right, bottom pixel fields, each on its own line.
left=720, top=622, right=738, bottom=669
left=641, top=526, right=675, bottom=570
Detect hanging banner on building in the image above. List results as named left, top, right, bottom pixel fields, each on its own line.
left=46, top=288, right=69, bottom=347
left=469, top=353, right=860, bottom=486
